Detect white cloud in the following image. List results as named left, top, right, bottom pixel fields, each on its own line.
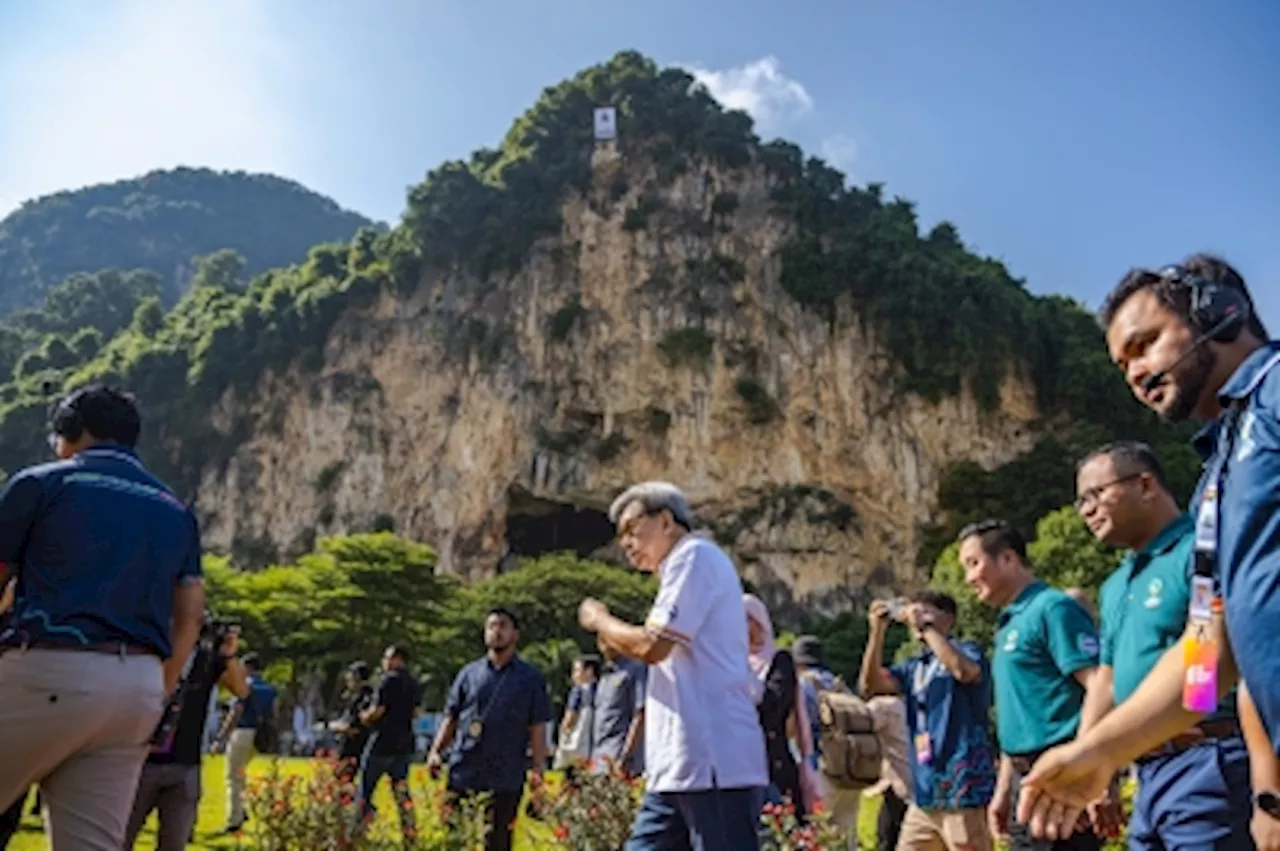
left=0, top=0, right=300, bottom=218
left=821, top=135, right=858, bottom=174
left=683, top=56, right=814, bottom=134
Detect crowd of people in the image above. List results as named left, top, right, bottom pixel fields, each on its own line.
left=0, top=250, right=1275, bottom=851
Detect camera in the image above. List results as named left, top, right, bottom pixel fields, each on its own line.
left=201, top=614, right=240, bottom=650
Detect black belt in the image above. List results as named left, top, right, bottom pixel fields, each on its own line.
left=3, top=640, right=158, bottom=657
left=1009, top=752, right=1046, bottom=775
left=1137, top=719, right=1241, bottom=762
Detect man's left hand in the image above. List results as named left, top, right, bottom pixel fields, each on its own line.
left=1087, top=777, right=1125, bottom=839
left=578, top=598, right=609, bottom=632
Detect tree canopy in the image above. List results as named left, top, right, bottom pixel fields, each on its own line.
left=205, top=534, right=659, bottom=709
left=0, top=166, right=376, bottom=315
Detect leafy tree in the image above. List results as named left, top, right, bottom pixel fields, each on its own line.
left=204, top=533, right=466, bottom=707
left=6, top=268, right=163, bottom=341
left=69, top=327, right=104, bottom=361
left=522, top=638, right=584, bottom=713
left=130, top=296, right=166, bottom=337
left=190, top=249, right=246, bottom=293
left=462, top=552, right=657, bottom=652
left=930, top=506, right=1123, bottom=646
left=796, top=610, right=912, bottom=685
left=0, top=166, right=376, bottom=316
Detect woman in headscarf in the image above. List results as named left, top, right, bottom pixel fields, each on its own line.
left=744, top=593, right=823, bottom=816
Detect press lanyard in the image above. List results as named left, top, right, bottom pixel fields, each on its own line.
left=1183, top=405, right=1240, bottom=713
left=912, top=657, right=939, bottom=765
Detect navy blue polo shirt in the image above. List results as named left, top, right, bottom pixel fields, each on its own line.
left=1190, top=340, right=1280, bottom=755
left=234, top=675, right=278, bottom=729
left=889, top=639, right=998, bottom=810
left=0, top=444, right=202, bottom=658
left=444, top=654, right=552, bottom=793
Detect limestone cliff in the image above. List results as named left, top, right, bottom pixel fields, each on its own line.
left=192, top=147, right=1039, bottom=614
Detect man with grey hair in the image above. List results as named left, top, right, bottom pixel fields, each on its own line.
left=579, top=481, right=768, bottom=850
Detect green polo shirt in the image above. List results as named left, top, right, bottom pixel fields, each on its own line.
left=993, top=581, right=1099, bottom=755
left=1099, top=513, right=1237, bottom=721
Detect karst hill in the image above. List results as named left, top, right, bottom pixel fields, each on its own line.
left=0, top=51, right=1193, bottom=615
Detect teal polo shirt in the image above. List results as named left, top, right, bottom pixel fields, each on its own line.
left=993, top=581, right=1100, bottom=755
left=1099, top=513, right=1237, bottom=721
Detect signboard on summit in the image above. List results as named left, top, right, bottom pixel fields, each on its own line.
left=593, top=106, right=617, bottom=141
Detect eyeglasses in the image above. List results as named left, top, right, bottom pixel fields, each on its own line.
left=617, top=508, right=663, bottom=540
left=1074, top=474, right=1141, bottom=511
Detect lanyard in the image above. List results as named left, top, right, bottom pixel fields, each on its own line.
left=1183, top=404, right=1242, bottom=713
left=1193, top=405, right=1242, bottom=583
left=912, top=657, right=940, bottom=731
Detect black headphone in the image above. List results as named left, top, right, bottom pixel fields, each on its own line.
left=50, top=387, right=89, bottom=442
left=1157, top=265, right=1251, bottom=343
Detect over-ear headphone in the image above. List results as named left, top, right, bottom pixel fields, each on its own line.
left=1157, top=265, right=1250, bottom=343
left=50, top=388, right=88, bottom=442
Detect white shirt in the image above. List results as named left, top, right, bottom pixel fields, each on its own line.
left=642, top=534, right=769, bottom=793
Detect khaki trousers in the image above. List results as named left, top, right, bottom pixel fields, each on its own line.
left=0, top=648, right=165, bottom=850
left=225, top=728, right=256, bottom=826
left=896, top=803, right=992, bottom=851
left=826, top=784, right=863, bottom=850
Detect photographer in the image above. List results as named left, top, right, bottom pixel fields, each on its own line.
left=123, top=615, right=249, bottom=850
left=213, top=652, right=278, bottom=833
left=328, top=661, right=375, bottom=782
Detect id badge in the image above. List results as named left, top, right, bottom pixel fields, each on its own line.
left=468, top=719, right=484, bottom=740
left=914, top=732, right=933, bottom=765
left=1182, top=635, right=1219, bottom=713
left=1189, top=575, right=1215, bottom=623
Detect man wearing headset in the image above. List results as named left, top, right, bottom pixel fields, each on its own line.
left=0, top=384, right=205, bottom=850
left=1015, top=255, right=1280, bottom=851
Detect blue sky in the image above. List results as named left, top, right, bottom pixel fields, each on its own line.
left=1, top=0, right=1276, bottom=327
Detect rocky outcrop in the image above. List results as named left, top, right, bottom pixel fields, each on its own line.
left=192, top=149, right=1039, bottom=614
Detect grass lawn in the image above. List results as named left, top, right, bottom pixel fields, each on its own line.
left=5, top=756, right=883, bottom=849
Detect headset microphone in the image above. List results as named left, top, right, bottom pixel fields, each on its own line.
left=1141, top=308, right=1245, bottom=393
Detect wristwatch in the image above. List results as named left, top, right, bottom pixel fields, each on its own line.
left=1255, top=791, right=1280, bottom=820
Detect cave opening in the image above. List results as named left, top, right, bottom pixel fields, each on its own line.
left=502, top=486, right=618, bottom=570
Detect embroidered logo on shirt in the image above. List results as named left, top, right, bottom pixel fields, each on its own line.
left=1144, top=578, right=1163, bottom=609
left=1002, top=629, right=1019, bottom=653
left=1077, top=634, right=1099, bottom=656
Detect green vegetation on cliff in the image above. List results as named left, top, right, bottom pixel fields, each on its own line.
left=0, top=50, right=1196, bottom=575
left=0, top=167, right=376, bottom=315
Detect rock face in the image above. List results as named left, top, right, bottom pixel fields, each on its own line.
left=193, top=151, right=1039, bottom=614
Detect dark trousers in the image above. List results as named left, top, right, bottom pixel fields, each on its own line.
left=877, top=788, right=909, bottom=851
left=625, top=787, right=764, bottom=851
left=123, top=763, right=201, bottom=851
left=1127, top=735, right=1254, bottom=851
left=446, top=787, right=522, bottom=851
left=357, top=752, right=413, bottom=825
left=1009, top=770, right=1101, bottom=851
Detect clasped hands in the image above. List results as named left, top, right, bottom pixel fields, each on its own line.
left=1015, top=739, right=1123, bottom=841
